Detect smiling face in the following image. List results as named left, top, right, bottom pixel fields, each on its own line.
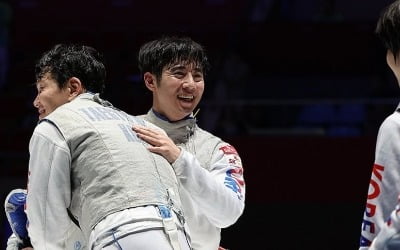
left=145, top=63, right=205, bottom=121
left=33, top=73, right=71, bottom=120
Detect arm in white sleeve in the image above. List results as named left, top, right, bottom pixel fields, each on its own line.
left=370, top=202, right=400, bottom=250
left=360, top=114, right=400, bottom=248
left=26, top=121, right=74, bottom=249
left=172, top=143, right=245, bottom=228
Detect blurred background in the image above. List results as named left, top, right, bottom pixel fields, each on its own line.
left=0, top=0, right=397, bottom=249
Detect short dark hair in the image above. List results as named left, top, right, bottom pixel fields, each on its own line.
left=376, top=0, right=400, bottom=60
left=35, top=44, right=106, bottom=93
left=138, top=36, right=210, bottom=80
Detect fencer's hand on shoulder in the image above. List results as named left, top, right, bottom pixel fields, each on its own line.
left=133, top=126, right=181, bottom=163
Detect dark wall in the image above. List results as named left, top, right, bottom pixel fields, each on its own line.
left=219, top=136, right=375, bottom=249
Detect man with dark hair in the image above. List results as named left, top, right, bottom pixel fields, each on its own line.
left=134, top=36, right=245, bottom=250
left=7, top=43, right=191, bottom=250
left=360, top=1, right=400, bottom=249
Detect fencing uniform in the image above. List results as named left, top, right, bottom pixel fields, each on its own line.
left=368, top=202, right=400, bottom=249
left=142, top=109, right=245, bottom=250
left=360, top=106, right=400, bottom=249
left=26, top=93, right=189, bottom=250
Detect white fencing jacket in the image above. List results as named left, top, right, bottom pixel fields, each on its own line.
left=142, top=110, right=246, bottom=250
left=360, top=105, right=400, bottom=249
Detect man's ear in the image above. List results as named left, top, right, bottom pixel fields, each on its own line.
left=66, top=77, right=85, bottom=101
left=144, top=72, right=157, bottom=91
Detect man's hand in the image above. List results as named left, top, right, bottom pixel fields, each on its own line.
left=133, top=126, right=181, bottom=163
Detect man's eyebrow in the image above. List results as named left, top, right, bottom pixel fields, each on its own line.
left=193, top=66, right=203, bottom=71
left=169, top=64, right=203, bottom=72
left=169, top=65, right=186, bottom=70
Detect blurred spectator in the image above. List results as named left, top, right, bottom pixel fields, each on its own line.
left=202, top=52, right=249, bottom=135
left=0, top=0, right=12, bottom=91
left=250, top=0, right=275, bottom=22
left=314, top=0, right=343, bottom=23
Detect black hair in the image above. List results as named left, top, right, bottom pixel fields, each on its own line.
left=35, top=44, right=106, bottom=93
left=376, top=0, right=400, bottom=60
left=138, top=36, right=210, bottom=80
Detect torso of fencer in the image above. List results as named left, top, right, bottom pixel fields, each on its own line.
left=43, top=95, right=182, bottom=241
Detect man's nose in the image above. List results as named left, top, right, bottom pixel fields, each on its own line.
left=182, top=74, right=196, bottom=91
left=33, top=95, right=39, bottom=108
